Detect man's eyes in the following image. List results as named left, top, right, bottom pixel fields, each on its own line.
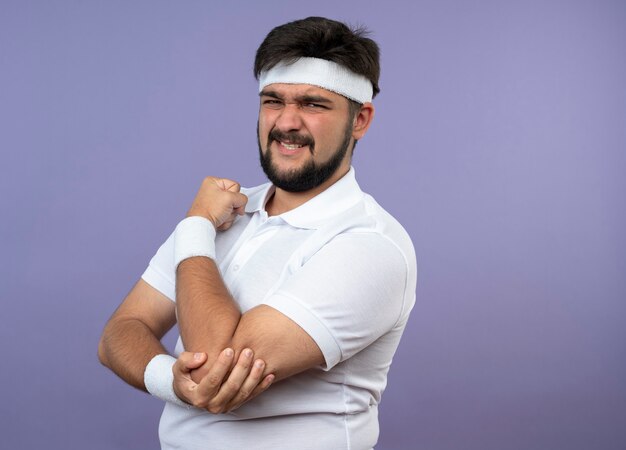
left=262, top=99, right=328, bottom=110
left=303, top=103, right=327, bottom=110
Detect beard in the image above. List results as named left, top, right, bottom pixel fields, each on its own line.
left=258, top=121, right=353, bottom=193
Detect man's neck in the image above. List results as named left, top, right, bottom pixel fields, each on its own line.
left=265, top=165, right=350, bottom=216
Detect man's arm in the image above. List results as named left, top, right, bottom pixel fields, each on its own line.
left=178, top=257, right=325, bottom=385
left=99, top=278, right=273, bottom=411
left=175, top=176, right=409, bottom=406
left=98, top=279, right=176, bottom=390
left=175, top=177, right=325, bottom=386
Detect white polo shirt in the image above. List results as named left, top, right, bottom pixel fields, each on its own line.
left=142, top=167, right=417, bottom=450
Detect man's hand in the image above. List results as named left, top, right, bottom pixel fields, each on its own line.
left=173, top=349, right=274, bottom=414
left=187, top=177, right=248, bottom=231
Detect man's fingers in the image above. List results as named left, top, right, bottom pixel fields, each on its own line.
left=196, top=348, right=235, bottom=400
left=216, top=211, right=239, bottom=231
left=214, top=177, right=240, bottom=193
left=234, top=200, right=247, bottom=216
left=173, top=353, right=208, bottom=406
left=225, top=361, right=274, bottom=413
left=187, top=175, right=248, bottom=230
left=222, top=179, right=241, bottom=193
left=230, top=191, right=248, bottom=211
left=205, top=348, right=255, bottom=413
left=174, top=352, right=207, bottom=373
left=173, top=349, right=274, bottom=412
left=246, top=373, right=275, bottom=402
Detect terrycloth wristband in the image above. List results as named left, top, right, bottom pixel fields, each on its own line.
left=144, top=354, right=189, bottom=408
left=174, top=216, right=217, bottom=268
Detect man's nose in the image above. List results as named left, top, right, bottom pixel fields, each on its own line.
left=274, top=104, right=303, bottom=132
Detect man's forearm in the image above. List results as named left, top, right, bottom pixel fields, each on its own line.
left=174, top=177, right=250, bottom=379
left=176, top=256, right=241, bottom=369
left=98, top=318, right=168, bottom=391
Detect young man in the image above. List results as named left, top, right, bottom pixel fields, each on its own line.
left=99, top=16, right=417, bottom=450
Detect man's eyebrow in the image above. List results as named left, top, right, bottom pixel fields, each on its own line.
left=297, top=95, right=333, bottom=104
left=259, top=90, right=334, bottom=104
left=259, top=90, right=282, bottom=99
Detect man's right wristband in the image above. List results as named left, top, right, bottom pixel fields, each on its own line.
left=174, top=216, right=217, bottom=268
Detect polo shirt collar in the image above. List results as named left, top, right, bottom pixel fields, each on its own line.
left=244, top=167, right=364, bottom=230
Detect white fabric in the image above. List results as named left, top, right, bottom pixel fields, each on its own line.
left=144, top=354, right=189, bottom=408
left=259, top=57, right=374, bottom=103
left=141, top=167, right=417, bottom=450
left=174, top=216, right=216, bottom=268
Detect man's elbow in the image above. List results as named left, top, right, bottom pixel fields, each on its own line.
left=97, top=330, right=110, bottom=368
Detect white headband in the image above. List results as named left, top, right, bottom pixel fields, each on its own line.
left=259, top=57, right=373, bottom=104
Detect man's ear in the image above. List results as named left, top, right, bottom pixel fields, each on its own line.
left=352, top=103, right=375, bottom=141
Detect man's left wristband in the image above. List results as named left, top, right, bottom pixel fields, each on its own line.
left=174, top=216, right=217, bottom=268
left=144, top=354, right=189, bottom=408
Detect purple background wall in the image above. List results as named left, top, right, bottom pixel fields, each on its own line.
left=1, top=1, right=624, bottom=449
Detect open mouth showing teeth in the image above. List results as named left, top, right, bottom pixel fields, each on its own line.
left=281, top=142, right=305, bottom=150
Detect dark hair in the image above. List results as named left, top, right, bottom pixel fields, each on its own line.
left=254, top=17, right=381, bottom=99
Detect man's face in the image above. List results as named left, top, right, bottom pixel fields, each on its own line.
left=257, top=84, right=355, bottom=193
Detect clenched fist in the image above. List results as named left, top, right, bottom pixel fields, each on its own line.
left=186, top=177, right=248, bottom=231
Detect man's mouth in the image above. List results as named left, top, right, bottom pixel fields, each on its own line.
left=280, top=142, right=305, bottom=150
left=269, top=130, right=314, bottom=154
left=276, top=140, right=309, bottom=156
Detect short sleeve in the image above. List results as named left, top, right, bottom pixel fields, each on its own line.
left=141, top=231, right=177, bottom=301
left=262, top=232, right=410, bottom=370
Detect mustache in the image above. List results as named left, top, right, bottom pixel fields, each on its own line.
left=268, top=129, right=315, bottom=152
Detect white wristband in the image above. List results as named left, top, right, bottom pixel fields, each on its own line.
left=144, top=354, right=189, bottom=408
left=174, top=216, right=217, bottom=268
